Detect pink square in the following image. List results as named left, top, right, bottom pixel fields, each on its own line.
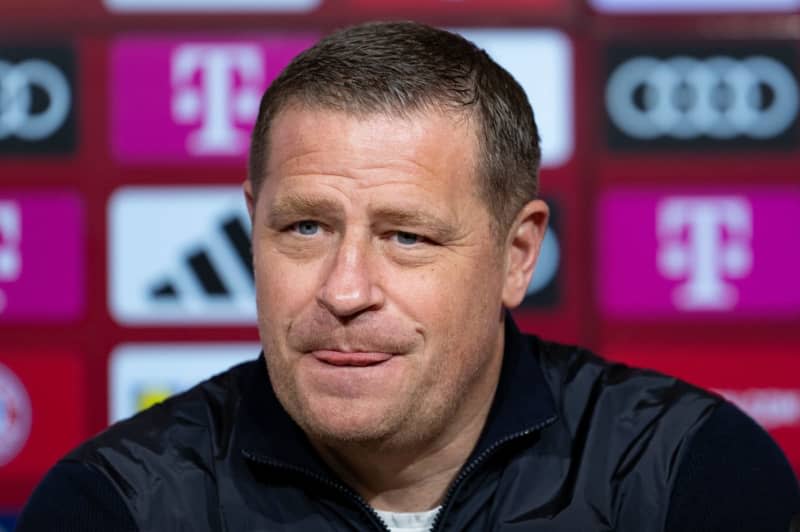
left=0, top=191, right=84, bottom=322
left=598, top=187, right=800, bottom=318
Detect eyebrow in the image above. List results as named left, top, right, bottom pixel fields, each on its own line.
left=370, top=206, right=460, bottom=241
left=266, top=193, right=345, bottom=227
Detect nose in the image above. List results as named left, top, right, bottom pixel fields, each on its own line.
left=317, top=233, right=384, bottom=319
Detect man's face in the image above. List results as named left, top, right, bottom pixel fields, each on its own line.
left=246, top=106, right=532, bottom=449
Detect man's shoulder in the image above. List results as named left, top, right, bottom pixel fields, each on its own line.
left=528, top=336, right=721, bottom=402
left=531, top=336, right=723, bottom=450
left=69, top=357, right=260, bottom=465
left=20, top=359, right=263, bottom=532
left=533, top=336, right=721, bottom=409
left=525, top=337, right=800, bottom=529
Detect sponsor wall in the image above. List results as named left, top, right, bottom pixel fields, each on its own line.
left=1, top=0, right=798, bottom=511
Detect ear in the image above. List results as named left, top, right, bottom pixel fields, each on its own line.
left=501, top=199, right=550, bottom=309
left=243, top=179, right=256, bottom=222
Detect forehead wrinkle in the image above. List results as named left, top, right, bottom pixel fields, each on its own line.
left=265, top=149, right=339, bottom=184
left=269, top=109, right=476, bottom=182
left=273, top=154, right=448, bottom=188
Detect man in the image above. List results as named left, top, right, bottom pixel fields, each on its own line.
left=18, top=21, right=800, bottom=531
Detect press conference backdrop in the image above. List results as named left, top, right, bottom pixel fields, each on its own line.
left=1, top=0, right=799, bottom=516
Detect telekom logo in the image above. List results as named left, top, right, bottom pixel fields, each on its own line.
left=112, top=36, right=316, bottom=162
left=656, top=197, right=753, bottom=311
left=0, top=201, right=21, bottom=282
left=171, top=44, right=265, bottom=155
left=600, top=188, right=798, bottom=318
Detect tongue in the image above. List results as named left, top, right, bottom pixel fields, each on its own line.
left=314, top=351, right=393, bottom=367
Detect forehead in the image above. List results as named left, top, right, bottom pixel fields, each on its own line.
left=263, top=106, right=479, bottom=196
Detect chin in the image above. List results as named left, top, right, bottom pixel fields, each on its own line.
left=310, top=424, right=390, bottom=446
left=298, top=397, right=406, bottom=445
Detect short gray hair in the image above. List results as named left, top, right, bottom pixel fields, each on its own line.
left=248, top=21, right=541, bottom=232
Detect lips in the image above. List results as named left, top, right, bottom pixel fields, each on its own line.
left=312, top=350, right=394, bottom=367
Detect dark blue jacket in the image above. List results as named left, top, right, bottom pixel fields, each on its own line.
left=18, top=320, right=800, bottom=531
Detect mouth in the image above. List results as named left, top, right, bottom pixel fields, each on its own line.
left=311, top=350, right=394, bottom=367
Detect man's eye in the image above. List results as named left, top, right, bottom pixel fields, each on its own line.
left=394, top=231, right=422, bottom=245
left=292, top=221, right=320, bottom=236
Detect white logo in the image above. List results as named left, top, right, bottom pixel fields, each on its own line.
left=527, top=227, right=559, bottom=296
left=455, top=29, right=573, bottom=168
left=606, top=55, right=799, bottom=140
left=171, top=44, right=265, bottom=155
left=657, top=197, right=753, bottom=310
left=590, top=0, right=800, bottom=13
left=109, top=187, right=255, bottom=324
left=109, top=343, right=258, bottom=423
left=0, top=202, right=21, bottom=281
left=0, top=59, right=71, bottom=141
left=105, top=0, right=320, bottom=13
left=0, top=362, right=32, bottom=466
left=716, top=388, right=800, bottom=430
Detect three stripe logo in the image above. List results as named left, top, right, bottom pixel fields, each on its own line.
left=149, top=215, right=253, bottom=301
left=109, top=186, right=257, bottom=325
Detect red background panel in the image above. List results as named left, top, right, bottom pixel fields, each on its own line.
left=0, top=351, right=88, bottom=506
left=0, top=0, right=106, bottom=22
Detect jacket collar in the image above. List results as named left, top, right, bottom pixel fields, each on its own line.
left=238, top=316, right=558, bottom=472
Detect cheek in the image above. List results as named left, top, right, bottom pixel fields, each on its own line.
left=253, top=245, right=320, bottom=323
left=387, top=257, right=501, bottom=330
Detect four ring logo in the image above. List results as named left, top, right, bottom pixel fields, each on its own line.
left=606, top=50, right=800, bottom=144
left=0, top=47, right=75, bottom=153
left=0, top=60, right=70, bottom=140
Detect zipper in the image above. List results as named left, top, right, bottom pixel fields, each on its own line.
left=242, top=450, right=391, bottom=532
left=429, top=415, right=558, bottom=532
left=244, top=413, right=556, bottom=532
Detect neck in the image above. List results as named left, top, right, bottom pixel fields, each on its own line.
left=311, top=339, right=504, bottom=513
left=315, top=405, right=490, bottom=512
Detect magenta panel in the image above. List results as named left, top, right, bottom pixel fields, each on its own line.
left=0, top=191, right=84, bottom=322
left=598, top=187, right=800, bottom=318
left=110, top=34, right=319, bottom=164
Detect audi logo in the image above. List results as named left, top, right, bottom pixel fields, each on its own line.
left=0, top=59, right=71, bottom=141
left=606, top=55, right=800, bottom=140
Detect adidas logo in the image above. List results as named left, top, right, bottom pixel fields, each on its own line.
left=149, top=214, right=253, bottom=301
left=109, top=186, right=257, bottom=324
